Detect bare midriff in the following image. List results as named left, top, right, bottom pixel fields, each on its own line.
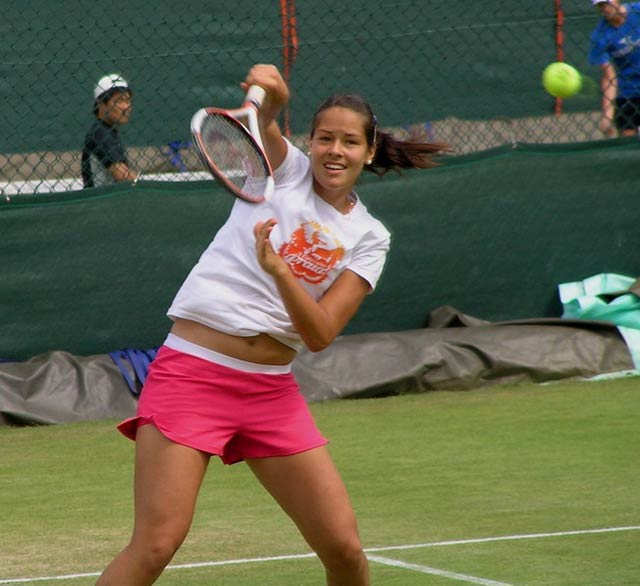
left=170, top=318, right=296, bottom=365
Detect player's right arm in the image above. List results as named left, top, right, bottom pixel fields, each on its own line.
left=600, top=62, right=617, bottom=137
left=242, top=64, right=289, bottom=170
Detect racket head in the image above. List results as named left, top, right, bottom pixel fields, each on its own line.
left=190, top=107, right=274, bottom=203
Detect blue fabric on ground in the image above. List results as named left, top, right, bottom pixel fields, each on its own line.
left=108, top=348, right=159, bottom=395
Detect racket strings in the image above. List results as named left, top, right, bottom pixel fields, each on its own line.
left=200, top=114, right=269, bottom=197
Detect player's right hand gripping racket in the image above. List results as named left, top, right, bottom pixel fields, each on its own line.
left=190, top=85, right=274, bottom=203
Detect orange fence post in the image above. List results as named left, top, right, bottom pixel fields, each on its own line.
left=554, top=0, right=565, bottom=115
left=280, top=0, right=299, bottom=136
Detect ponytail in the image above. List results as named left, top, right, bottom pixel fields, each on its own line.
left=367, top=130, right=450, bottom=176
left=311, top=93, right=451, bottom=177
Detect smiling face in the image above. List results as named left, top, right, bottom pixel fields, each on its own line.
left=309, top=106, right=375, bottom=203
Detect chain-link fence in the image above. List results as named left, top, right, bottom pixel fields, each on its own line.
left=0, top=1, right=621, bottom=196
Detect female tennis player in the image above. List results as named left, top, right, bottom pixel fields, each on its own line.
left=96, top=64, right=449, bottom=586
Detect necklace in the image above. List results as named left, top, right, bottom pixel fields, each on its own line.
left=343, top=193, right=357, bottom=215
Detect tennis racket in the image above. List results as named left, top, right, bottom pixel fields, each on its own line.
left=190, top=85, right=274, bottom=203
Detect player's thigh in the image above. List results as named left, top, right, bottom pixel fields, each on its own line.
left=132, top=424, right=210, bottom=540
left=246, top=447, right=361, bottom=551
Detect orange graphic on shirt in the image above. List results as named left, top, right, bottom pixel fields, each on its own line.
left=279, top=221, right=345, bottom=284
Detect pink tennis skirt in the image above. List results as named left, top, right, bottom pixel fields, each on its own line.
left=117, top=343, right=327, bottom=465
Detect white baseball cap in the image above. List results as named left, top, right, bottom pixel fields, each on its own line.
left=93, top=74, right=130, bottom=101
left=591, top=0, right=611, bottom=5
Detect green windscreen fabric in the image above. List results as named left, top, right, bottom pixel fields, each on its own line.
left=353, top=138, right=640, bottom=335
left=1, top=183, right=232, bottom=360
left=1, top=139, right=639, bottom=361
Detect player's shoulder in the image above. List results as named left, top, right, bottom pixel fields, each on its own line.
left=369, top=216, right=391, bottom=243
left=355, top=201, right=391, bottom=243
left=282, top=138, right=307, bottom=166
left=273, top=139, right=310, bottom=185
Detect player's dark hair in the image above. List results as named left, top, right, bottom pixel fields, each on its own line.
left=310, top=94, right=451, bottom=175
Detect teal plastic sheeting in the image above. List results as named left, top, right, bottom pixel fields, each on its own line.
left=559, top=273, right=640, bottom=369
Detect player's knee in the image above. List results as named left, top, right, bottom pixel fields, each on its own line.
left=148, top=536, right=181, bottom=568
left=130, top=531, right=185, bottom=573
left=317, top=534, right=367, bottom=576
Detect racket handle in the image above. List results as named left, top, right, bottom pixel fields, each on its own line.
left=246, top=85, right=266, bottom=109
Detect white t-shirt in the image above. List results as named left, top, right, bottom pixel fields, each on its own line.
left=167, top=140, right=391, bottom=350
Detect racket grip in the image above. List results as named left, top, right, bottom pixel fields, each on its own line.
left=246, top=85, right=266, bottom=109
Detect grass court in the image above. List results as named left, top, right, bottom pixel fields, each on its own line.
left=1, top=377, right=638, bottom=585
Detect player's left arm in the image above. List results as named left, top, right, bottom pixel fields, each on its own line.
left=274, top=267, right=370, bottom=353
left=253, top=218, right=370, bottom=352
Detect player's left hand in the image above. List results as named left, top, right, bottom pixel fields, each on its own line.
left=253, top=218, right=289, bottom=277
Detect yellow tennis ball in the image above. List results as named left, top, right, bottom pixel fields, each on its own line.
left=542, top=62, right=582, bottom=98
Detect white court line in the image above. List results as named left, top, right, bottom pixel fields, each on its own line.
left=1, top=525, right=638, bottom=584
left=368, top=555, right=514, bottom=586
left=364, top=524, right=640, bottom=553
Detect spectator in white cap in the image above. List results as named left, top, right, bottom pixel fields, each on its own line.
left=588, top=0, right=640, bottom=137
left=81, top=73, right=138, bottom=188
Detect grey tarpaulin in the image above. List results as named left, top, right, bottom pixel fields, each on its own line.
left=292, top=307, right=635, bottom=401
left=0, top=352, right=137, bottom=425
left=0, top=307, right=634, bottom=425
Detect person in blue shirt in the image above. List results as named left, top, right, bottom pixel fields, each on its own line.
left=588, top=0, right=640, bottom=137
